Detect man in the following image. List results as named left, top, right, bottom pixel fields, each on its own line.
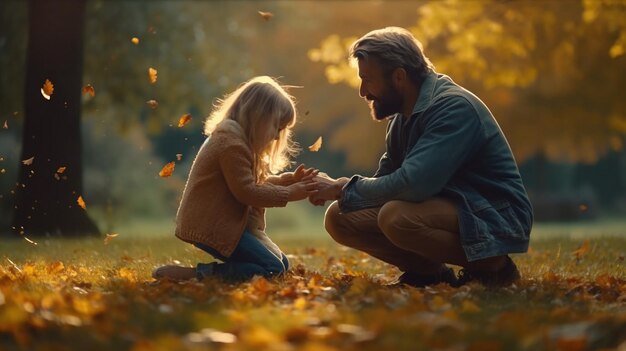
left=311, top=27, right=533, bottom=288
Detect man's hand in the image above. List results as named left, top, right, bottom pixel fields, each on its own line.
left=309, top=175, right=350, bottom=206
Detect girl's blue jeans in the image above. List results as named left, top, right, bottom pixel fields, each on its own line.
left=193, top=230, right=289, bottom=282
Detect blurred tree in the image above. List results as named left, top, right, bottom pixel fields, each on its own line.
left=13, top=0, right=100, bottom=237
left=309, top=0, right=626, bottom=165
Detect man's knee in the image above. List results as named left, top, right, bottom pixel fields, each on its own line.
left=324, top=201, right=354, bottom=245
left=378, top=201, right=425, bottom=246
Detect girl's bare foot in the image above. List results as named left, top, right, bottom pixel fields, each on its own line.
left=152, top=265, right=197, bottom=281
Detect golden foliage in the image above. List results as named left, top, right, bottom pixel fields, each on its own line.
left=309, top=0, right=626, bottom=164
left=1, top=235, right=625, bottom=350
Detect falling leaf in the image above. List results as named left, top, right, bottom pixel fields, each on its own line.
left=572, top=240, right=590, bottom=259
left=2, top=120, right=7, bottom=129
left=41, top=79, right=54, bottom=100
left=131, top=37, right=140, bottom=45
left=178, top=113, right=192, bottom=128
left=258, top=11, right=273, bottom=21
left=23, top=236, right=38, bottom=246
left=57, top=167, right=66, bottom=174
left=22, top=157, right=34, bottom=165
left=104, top=233, right=119, bottom=245
left=77, top=195, right=86, bottom=210
left=159, top=162, right=175, bottom=177
left=148, top=67, right=158, bottom=84
left=308, top=136, right=323, bottom=152
left=146, top=100, right=158, bottom=109
left=579, top=204, right=588, bottom=212
left=82, top=84, right=95, bottom=97
left=176, top=154, right=183, bottom=161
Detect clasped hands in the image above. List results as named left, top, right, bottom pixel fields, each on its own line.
left=288, top=164, right=349, bottom=206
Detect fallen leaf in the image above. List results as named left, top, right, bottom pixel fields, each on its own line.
left=2, top=120, right=7, bottom=129
left=77, top=195, right=86, bottom=209
left=572, top=240, right=590, bottom=259
left=258, top=11, right=273, bottom=21
left=308, top=136, right=323, bottom=152
left=104, top=233, right=119, bottom=245
left=131, top=37, right=140, bottom=45
left=41, top=79, right=54, bottom=100
left=148, top=67, right=158, bottom=84
left=57, top=167, right=66, bottom=174
left=22, top=157, right=34, bottom=165
left=159, top=162, right=175, bottom=177
left=47, top=261, right=65, bottom=274
left=146, top=100, right=158, bottom=109
left=178, top=113, right=192, bottom=128
left=82, top=84, right=95, bottom=97
left=176, top=154, right=183, bottom=161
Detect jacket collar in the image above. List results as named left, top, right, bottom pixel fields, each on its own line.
left=410, top=69, right=438, bottom=116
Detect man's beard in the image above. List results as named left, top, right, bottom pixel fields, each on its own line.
left=368, top=85, right=403, bottom=120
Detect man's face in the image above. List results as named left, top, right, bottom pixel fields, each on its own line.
left=357, top=58, right=403, bottom=120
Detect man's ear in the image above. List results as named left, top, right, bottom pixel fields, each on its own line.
left=392, top=67, right=408, bottom=89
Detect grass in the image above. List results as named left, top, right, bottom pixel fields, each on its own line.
left=1, top=216, right=625, bottom=351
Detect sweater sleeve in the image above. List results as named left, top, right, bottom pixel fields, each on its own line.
left=218, top=140, right=290, bottom=208
left=266, top=172, right=294, bottom=186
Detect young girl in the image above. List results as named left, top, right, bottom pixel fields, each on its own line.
left=153, top=76, right=317, bottom=282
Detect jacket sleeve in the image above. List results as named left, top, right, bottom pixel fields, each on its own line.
left=339, top=95, right=485, bottom=212
left=218, top=139, right=290, bottom=208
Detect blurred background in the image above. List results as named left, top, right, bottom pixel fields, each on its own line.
left=1, top=0, right=625, bottom=238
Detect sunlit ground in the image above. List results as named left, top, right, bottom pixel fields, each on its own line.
left=1, top=207, right=625, bottom=351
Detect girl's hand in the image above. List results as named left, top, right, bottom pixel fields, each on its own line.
left=286, top=180, right=318, bottom=201
left=292, top=164, right=319, bottom=182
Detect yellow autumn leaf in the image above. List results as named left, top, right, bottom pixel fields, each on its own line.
left=308, top=136, right=323, bottom=152
left=47, top=261, right=65, bottom=274
left=57, top=167, right=66, bottom=174
left=146, top=100, right=158, bottom=109
left=104, top=233, right=119, bottom=245
left=572, top=240, right=591, bottom=258
left=41, top=79, right=54, bottom=100
left=131, top=37, right=140, bottom=45
left=148, top=67, right=158, bottom=84
left=461, top=300, right=481, bottom=313
left=22, top=156, right=34, bottom=165
left=258, top=11, right=273, bottom=21
left=178, top=113, right=192, bottom=128
left=159, top=162, right=175, bottom=177
left=118, top=267, right=136, bottom=282
left=77, top=195, right=86, bottom=209
left=82, top=84, right=95, bottom=97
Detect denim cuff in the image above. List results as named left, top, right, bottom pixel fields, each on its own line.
left=196, top=263, right=214, bottom=280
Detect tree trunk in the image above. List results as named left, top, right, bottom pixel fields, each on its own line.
left=12, top=0, right=99, bottom=237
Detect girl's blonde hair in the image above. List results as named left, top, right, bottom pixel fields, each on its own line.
left=204, top=76, right=298, bottom=182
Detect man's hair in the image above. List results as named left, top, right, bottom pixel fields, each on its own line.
left=349, top=27, right=434, bottom=85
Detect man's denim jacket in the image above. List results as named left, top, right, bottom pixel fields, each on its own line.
left=339, top=70, right=533, bottom=261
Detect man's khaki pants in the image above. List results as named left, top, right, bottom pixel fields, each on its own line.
left=324, top=197, right=503, bottom=274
